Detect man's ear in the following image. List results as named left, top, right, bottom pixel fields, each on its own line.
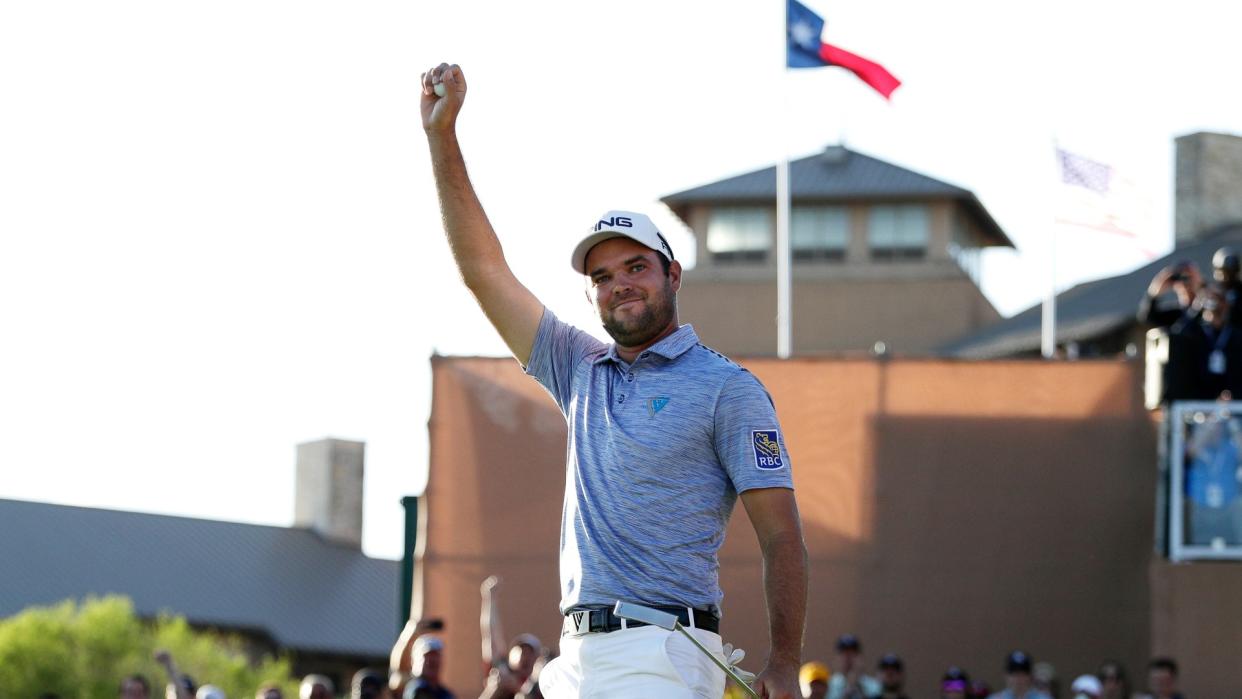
left=668, top=260, right=683, bottom=293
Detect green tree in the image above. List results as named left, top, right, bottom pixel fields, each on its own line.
left=0, top=596, right=297, bottom=699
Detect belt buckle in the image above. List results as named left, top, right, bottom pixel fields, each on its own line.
left=562, top=609, right=593, bottom=637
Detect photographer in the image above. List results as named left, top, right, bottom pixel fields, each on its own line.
left=1139, top=261, right=1202, bottom=329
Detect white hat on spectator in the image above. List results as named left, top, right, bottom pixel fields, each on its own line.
left=196, top=686, right=227, bottom=699
left=1071, top=674, right=1102, bottom=698
left=413, top=634, right=444, bottom=655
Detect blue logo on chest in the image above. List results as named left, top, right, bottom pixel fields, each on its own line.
left=752, top=430, right=784, bottom=469
left=649, top=397, right=670, bottom=415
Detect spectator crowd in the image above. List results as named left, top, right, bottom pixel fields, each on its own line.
left=792, top=636, right=1186, bottom=699
left=106, top=606, right=1190, bottom=699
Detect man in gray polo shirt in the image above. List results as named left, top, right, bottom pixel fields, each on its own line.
left=421, top=62, right=807, bottom=699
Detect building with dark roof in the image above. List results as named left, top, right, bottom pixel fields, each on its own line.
left=942, top=132, right=1242, bottom=360
left=660, top=145, right=1014, bottom=356
left=0, top=438, right=398, bottom=681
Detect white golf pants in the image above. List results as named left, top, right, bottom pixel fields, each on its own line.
left=539, top=624, right=727, bottom=699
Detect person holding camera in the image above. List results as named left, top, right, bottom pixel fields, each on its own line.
left=391, top=618, right=455, bottom=699
left=1139, top=261, right=1202, bottom=329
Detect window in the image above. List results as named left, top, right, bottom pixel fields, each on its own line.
left=868, top=204, right=928, bottom=260
left=792, top=205, right=849, bottom=261
left=1168, top=402, right=1242, bottom=561
left=707, top=207, right=770, bottom=262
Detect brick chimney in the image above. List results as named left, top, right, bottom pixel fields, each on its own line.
left=294, top=438, right=365, bottom=547
left=1175, top=131, right=1242, bottom=246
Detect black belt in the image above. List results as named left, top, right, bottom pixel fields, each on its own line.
left=562, top=606, right=719, bottom=636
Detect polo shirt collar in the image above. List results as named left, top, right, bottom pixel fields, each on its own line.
left=594, top=324, right=699, bottom=365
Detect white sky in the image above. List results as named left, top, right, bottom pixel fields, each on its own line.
left=3, top=1, right=1241, bottom=559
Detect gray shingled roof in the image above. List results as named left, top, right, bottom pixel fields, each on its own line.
left=0, top=498, right=398, bottom=658
left=660, top=145, right=1014, bottom=248
left=939, top=224, right=1242, bottom=358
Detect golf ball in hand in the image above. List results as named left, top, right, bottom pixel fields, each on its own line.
left=434, top=83, right=447, bottom=97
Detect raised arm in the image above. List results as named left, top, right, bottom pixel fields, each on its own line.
left=154, top=649, right=194, bottom=699
left=480, top=575, right=508, bottom=667
left=421, top=63, right=544, bottom=365
left=739, top=487, right=807, bottom=699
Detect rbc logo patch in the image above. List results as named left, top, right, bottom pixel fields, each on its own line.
left=649, top=396, right=670, bottom=415
left=751, top=430, right=784, bottom=470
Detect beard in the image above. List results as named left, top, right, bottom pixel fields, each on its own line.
left=600, top=277, right=676, bottom=347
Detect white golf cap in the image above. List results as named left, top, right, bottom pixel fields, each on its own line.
left=570, top=210, right=674, bottom=275
left=413, top=634, right=445, bottom=655
left=196, top=686, right=227, bottom=699
left=1070, top=674, right=1102, bottom=697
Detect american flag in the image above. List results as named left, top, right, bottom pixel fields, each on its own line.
left=1053, top=145, right=1157, bottom=258
left=1057, top=147, right=1111, bottom=193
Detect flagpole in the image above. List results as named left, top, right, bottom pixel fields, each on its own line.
left=1041, top=226, right=1057, bottom=358
left=777, top=158, right=792, bottom=358
left=1042, top=137, right=1059, bottom=359
left=777, top=3, right=792, bottom=359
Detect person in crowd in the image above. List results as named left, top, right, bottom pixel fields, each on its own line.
left=1187, top=285, right=1242, bottom=399
left=1137, top=657, right=1184, bottom=699
left=1070, top=675, right=1102, bottom=699
left=298, top=675, right=334, bottom=699
left=120, top=675, right=152, bottom=699
left=154, top=650, right=195, bottom=699
left=799, top=661, right=830, bottom=699
left=1097, top=661, right=1132, bottom=699
left=1033, top=661, right=1059, bottom=699
left=403, top=636, right=455, bottom=699
left=391, top=617, right=447, bottom=697
left=478, top=576, right=543, bottom=699
left=1212, top=247, right=1242, bottom=326
left=826, top=634, right=881, bottom=699
left=940, top=667, right=970, bottom=699
left=876, top=653, right=909, bottom=699
left=1183, top=413, right=1242, bottom=546
left=1140, top=261, right=1202, bottom=328
left=351, top=669, right=391, bottom=699
left=255, top=684, right=283, bottom=699
left=1146, top=271, right=1212, bottom=405
left=988, top=651, right=1051, bottom=699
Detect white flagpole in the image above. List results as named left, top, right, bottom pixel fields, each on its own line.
left=1041, top=229, right=1057, bottom=358
left=777, top=159, right=792, bottom=358
left=777, top=4, right=793, bottom=359
left=1042, top=138, right=1059, bottom=359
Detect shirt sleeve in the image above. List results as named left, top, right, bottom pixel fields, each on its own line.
left=523, top=307, right=606, bottom=413
left=713, top=368, right=795, bottom=493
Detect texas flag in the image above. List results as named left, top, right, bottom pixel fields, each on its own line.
left=787, top=0, right=901, bottom=99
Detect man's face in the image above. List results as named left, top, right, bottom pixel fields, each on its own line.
left=509, top=643, right=538, bottom=677
left=585, top=237, right=679, bottom=347
left=836, top=649, right=859, bottom=673
left=880, top=666, right=903, bottom=691
left=1203, top=291, right=1228, bottom=328
left=805, top=679, right=828, bottom=699
left=1148, top=668, right=1176, bottom=695
left=1100, top=668, right=1124, bottom=696
left=119, top=680, right=149, bottom=699
left=1007, top=671, right=1032, bottom=693
left=417, top=648, right=443, bottom=683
